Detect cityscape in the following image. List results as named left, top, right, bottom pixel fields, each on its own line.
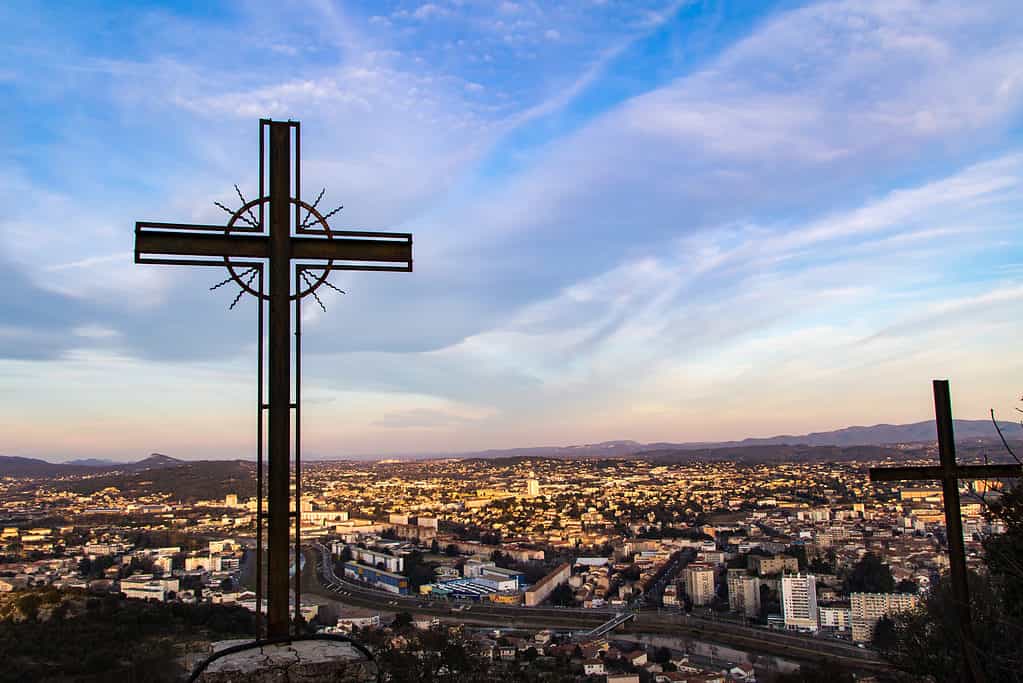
left=3, top=0, right=1023, bottom=681
left=1, top=429, right=1019, bottom=680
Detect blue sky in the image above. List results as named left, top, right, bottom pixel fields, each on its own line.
left=1, top=0, right=1022, bottom=460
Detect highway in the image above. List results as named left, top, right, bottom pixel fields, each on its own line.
left=304, top=543, right=891, bottom=675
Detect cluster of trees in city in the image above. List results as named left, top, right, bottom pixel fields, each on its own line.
left=840, top=551, right=917, bottom=595
left=437, top=522, right=503, bottom=546
left=401, top=549, right=441, bottom=591
left=126, top=529, right=207, bottom=551
left=636, top=526, right=712, bottom=541
left=364, top=615, right=695, bottom=682
left=353, top=619, right=495, bottom=682
left=77, top=553, right=157, bottom=580
left=0, top=589, right=254, bottom=682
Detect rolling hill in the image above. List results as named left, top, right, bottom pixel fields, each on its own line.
left=0, top=452, right=186, bottom=478
left=444, top=419, right=1019, bottom=461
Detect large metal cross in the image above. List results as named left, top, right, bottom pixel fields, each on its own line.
left=134, top=120, right=412, bottom=639
left=870, top=380, right=1021, bottom=683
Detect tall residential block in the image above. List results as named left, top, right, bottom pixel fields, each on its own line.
left=781, top=573, right=818, bottom=631
left=683, top=563, right=716, bottom=606
left=727, top=571, right=761, bottom=617
left=850, top=592, right=919, bottom=642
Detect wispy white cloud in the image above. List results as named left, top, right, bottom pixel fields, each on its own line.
left=505, top=0, right=690, bottom=130
left=307, top=148, right=1023, bottom=448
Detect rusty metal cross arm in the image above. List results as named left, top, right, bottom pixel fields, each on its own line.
left=135, top=221, right=412, bottom=271
left=870, top=463, right=1023, bottom=482
left=291, top=231, right=412, bottom=271
left=135, top=223, right=269, bottom=264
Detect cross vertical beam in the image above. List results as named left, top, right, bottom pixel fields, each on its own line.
left=934, top=381, right=972, bottom=643
left=267, top=121, right=292, bottom=638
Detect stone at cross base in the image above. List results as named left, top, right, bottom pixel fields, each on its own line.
left=195, top=639, right=377, bottom=682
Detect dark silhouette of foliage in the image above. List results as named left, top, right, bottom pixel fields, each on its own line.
left=651, top=646, right=671, bottom=663
left=895, top=578, right=918, bottom=594
left=402, top=550, right=438, bottom=591
left=392, top=611, right=413, bottom=629
left=78, top=554, right=116, bottom=579
left=771, top=662, right=855, bottom=682
left=363, top=626, right=493, bottom=682
left=842, top=552, right=895, bottom=594
left=883, top=482, right=1023, bottom=681
left=983, top=485, right=1023, bottom=623
left=0, top=590, right=254, bottom=683
left=871, top=615, right=897, bottom=651
left=14, top=593, right=41, bottom=621
left=548, top=582, right=575, bottom=606
left=60, top=460, right=255, bottom=502
left=884, top=572, right=1014, bottom=680
left=785, top=545, right=808, bottom=570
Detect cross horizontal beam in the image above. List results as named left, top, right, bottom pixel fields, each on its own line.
left=869, top=463, right=1022, bottom=482
left=135, top=221, right=413, bottom=269
left=136, top=229, right=269, bottom=260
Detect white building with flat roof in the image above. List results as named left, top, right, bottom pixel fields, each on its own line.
left=683, top=563, right=716, bottom=606
left=121, top=575, right=179, bottom=602
left=349, top=546, right=403, bottom=574
left=781, top=573, right=818, bottom=631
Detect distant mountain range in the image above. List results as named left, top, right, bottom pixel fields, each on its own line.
left=0, top=453, right=185, bottom=478
left=0, top=452, right=252, bottom=502
left=1, top=419, right=1019, bottom=478
left=440, top=418, right=1020, bottom=461
left=65, top=458, right=120, bottom=467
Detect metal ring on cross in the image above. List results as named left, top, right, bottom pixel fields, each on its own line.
left=224, top=197, right=335, bottom=301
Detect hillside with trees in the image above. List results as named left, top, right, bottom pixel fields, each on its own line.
left=0, top=589, right=254, bottom=682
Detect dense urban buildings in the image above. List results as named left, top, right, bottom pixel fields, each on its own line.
left=0, top=439, right=1015, bottom=679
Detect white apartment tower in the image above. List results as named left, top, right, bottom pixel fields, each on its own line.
left=781, top=573, right=819, bottom=631
left=526, top=478, right=541, bottom=497
left=683, top=563, right=716, bottom=606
